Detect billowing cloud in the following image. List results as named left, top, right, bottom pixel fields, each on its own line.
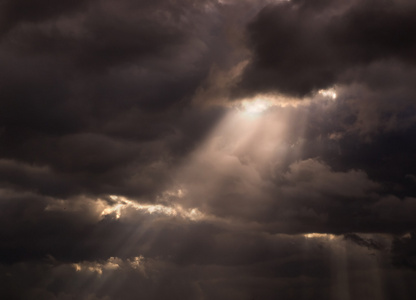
left=238, top=0, right=416, bottom=97
left=1, top=0, right=416, bottom=299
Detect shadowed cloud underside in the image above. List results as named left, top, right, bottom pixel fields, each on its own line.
left=1, top=0, right=416, bottom=299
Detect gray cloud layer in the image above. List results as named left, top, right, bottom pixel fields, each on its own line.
left=1, top=0, right=416, bottom=299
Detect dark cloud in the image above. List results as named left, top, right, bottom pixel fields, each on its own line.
left=391, top=232, right=416, bottom=270
left=2, top=231, right=415, bottom=300
left=343, top=233, right=384, bottom=251
left=238, top=0, right=416, bottom=97
left=2, top=0, right=416, bottom=299
left=0, top=0, right=92, bottom=36
left=0, top=0, right=230, bottom=200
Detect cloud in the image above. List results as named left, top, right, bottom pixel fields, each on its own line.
left=343, top=233, right=384, bottom=251
left=2, top=0, right=416, bottom=299
left=238, top=0, right=416, bottom=97
left=1, top=233, right=412, bottom=300
left=391, top=232, right=416, bottom=270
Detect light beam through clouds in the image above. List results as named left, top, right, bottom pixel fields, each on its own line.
left=2, top=0, right=416, bottom=299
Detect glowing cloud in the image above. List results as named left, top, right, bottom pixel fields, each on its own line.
left=72, top=256, right=145, bottom=275
left=73, top=257, right=122, bottom=275
left=304, top=233, right=336, bottom=240
left=100, top=193, right=205, bottom=221
left=241, top=98, right=273, bottom=115
left=318, top=88, right=337, bottom=100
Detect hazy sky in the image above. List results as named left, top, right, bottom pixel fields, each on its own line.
left=1, top=0, right=416, bottom=299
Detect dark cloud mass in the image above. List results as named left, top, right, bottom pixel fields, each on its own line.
left=239, top=0, right=416, bottom=97
left=1, top=0, right=416, bottom=299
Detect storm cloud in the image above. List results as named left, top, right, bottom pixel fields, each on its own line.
left=1, top=0, right=416, bottom=299
left=239, top=0, right=416, bottom=97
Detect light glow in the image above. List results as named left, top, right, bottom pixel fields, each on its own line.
left=72, top=256, right=145, bottom=275
left=241, top=98, right=273, bottom=115
left=101, top=193, right=204, bottom=221
left=304, top=233, right=336, bottom=240
left=73, top=257, right=121, bottom=275
left=318, top=88, right=337, bottom=99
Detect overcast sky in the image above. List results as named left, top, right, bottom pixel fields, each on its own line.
left=1, top=0, right=416, bottom=299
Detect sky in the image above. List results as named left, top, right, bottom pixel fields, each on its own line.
left=1, top=0, right=416, bottom=299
